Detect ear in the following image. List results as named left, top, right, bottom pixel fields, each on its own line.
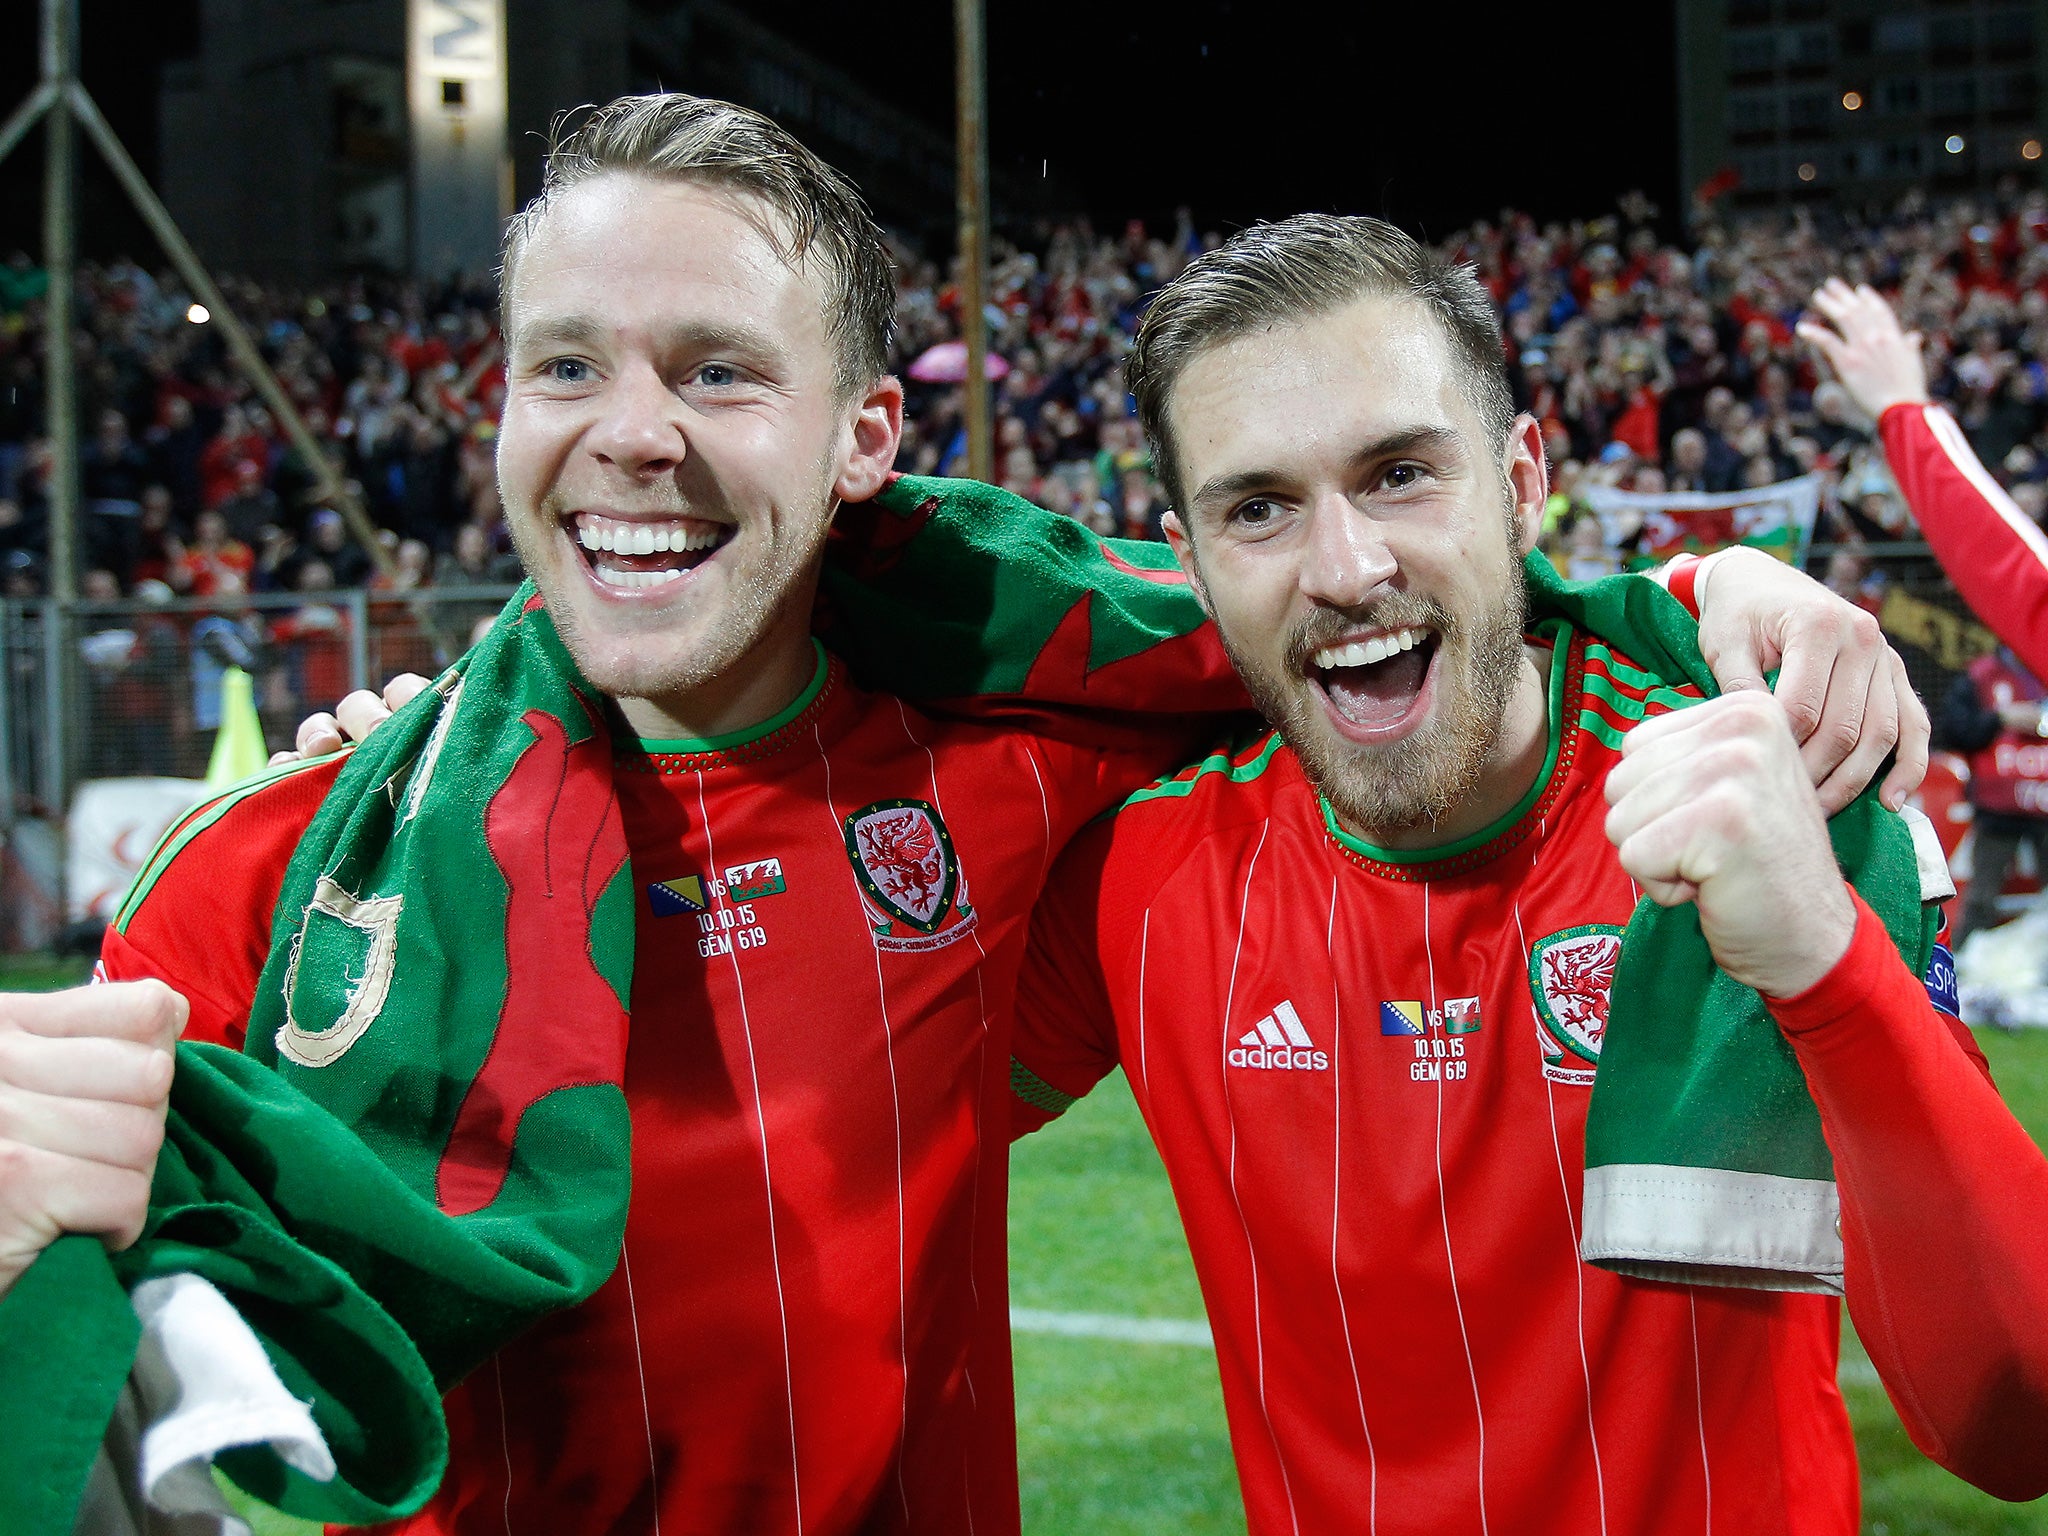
left=1161, top=509, right=1213, bottom=617
left=1504, top=412, right=1550, bottom=557
left=834, top=374, right=906, bottom=504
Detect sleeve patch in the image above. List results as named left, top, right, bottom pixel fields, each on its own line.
left=1010, top=1057, right=1081, bottom=1117
left=1924, top=938, right=1961, bottom=1019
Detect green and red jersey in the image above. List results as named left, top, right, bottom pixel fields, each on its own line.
left=1012, top=621, right=2048, bottom=1534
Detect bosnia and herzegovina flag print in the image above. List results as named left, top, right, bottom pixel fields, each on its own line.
left=1379, top=1000, right=1426, bottom=1036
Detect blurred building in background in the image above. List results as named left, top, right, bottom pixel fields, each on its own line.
left=1678, top=0, right=2048, bottom=214
left=154, top=0, right=977, bottom=282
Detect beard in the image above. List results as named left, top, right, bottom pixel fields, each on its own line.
left=1215, top=539, right=1529, bottom=839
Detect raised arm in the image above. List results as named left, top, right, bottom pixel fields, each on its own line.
left=1799, top=278, right=2048, bottom=679
left=1606, top=687, right=2048, bottom=1499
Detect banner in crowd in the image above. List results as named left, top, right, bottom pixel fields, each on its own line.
left=1583, top=473, right=1825, bottom=568
left=66, top=778, right=207, bottom=924
left=1877, top=587, right=2000, bottom=673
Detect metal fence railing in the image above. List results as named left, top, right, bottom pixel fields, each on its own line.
left=0, top=552, right=2011, bottom=949
left=0, top=585, right=522, bottom=826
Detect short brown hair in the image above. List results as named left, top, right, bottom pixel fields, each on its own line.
left=1127, top=214, right=1514, bottom=505
left=501, top=92, right=895, bottom=394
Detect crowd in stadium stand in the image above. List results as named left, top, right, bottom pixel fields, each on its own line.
left=1, top=186, right=2046, bottom=619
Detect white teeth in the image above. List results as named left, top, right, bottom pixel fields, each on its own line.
left=593, top=563, right=686, bottom=590
left=571, top=513, right=730, bottom=556
left=1312, top=627, right=1427, bottom=672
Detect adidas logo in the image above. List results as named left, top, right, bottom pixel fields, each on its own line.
left=1228, top=1000, right=1329, bottom=1071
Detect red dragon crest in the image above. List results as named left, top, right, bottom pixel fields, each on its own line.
left=843, top=798, right=954, bottom=933
left=1540, top=935, right=1620, bottom=1046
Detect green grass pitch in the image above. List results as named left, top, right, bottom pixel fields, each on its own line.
left=7, top=955, right=2043, bottom=1532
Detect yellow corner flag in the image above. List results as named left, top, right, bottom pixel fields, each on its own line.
left=205, top=666, right=270, bottom=788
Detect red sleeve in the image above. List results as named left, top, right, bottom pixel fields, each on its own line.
left=96, top=757, right=343, bottom=1051
left=1880, top=403, right=2048, bottom=679
left=1768, top=890, right=2048, bottom=1501
left=1009, top=817, right=1127, bottom=1139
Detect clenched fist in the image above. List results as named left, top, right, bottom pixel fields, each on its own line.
left=0, top=979, right=186, bottom=1299
left=1603, top=691, right=1859, bottom=1000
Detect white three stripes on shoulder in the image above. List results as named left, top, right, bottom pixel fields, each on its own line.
left=1923, top=404, right=2048, bottom=572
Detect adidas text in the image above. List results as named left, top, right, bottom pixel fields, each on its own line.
left=1230, top=1000, right=1328, bottom=1072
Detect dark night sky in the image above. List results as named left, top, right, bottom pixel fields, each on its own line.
left=750, top=0, right=1683, bottom=241
left=0, top=0, right=1683, bottom=262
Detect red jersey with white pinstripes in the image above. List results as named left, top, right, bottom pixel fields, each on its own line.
left=103, top=643, right=1181, bottom=1536
left=1881, top=401, right=2048, bottom=679
left=1011, top=623, right=1865, bottom=1536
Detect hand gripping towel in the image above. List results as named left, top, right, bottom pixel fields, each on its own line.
left=3, top=587, right=635, bottom=1534
left=1524, top=557, right=1939, bottom=1294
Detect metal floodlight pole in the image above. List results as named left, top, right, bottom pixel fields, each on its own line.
left=954, top=0, right=993, bottom=483
left=0, top=5, right=416, bottom=596
left=62, top=87, right=402, bottom=594
left=41, top=0, right=79, bottom=607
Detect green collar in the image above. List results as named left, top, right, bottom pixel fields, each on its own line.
left=626, top=639, right=830, bottom=755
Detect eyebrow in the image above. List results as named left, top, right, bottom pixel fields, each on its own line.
left=509, top=314, right=791, bottom=367
left=1187, top=424, right=1465, bottom=518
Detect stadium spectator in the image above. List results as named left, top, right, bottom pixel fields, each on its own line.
left=13, top=181, right=2048, bottom=639
left=168, top=508, right=253, bottom=598
left=1942, top=645, right=2048, bottom=943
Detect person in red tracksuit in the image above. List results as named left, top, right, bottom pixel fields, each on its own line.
left=1799, top=278, right=2048, bottom=678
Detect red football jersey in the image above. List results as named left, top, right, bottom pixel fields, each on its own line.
left=1012, top=623, right=2048, bottom=1534
left=103, top=643, right=1192, bottom=1536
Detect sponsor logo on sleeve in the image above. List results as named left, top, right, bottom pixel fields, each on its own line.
left=1924, top=939, right=1960, bottom=1018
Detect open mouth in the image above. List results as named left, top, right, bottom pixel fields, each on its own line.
left=1307, top=624, right=1439, bottom=738
left=570, top=511, right=735, bottom=592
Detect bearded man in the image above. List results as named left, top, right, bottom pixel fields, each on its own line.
left=1009, top=215, right=2048, bottom=1535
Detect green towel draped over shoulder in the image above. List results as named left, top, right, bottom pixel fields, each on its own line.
left=4, top=588, right=638, bottom=1533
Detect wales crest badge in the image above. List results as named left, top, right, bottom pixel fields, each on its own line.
left=843, top=798, right=978, bottom=952
left=1528, top=923, right=1624, bottom=1085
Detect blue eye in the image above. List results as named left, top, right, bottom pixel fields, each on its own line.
left=695, top=363, right=738, bottom=387
left=546, top=358, right=593, bottom=384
